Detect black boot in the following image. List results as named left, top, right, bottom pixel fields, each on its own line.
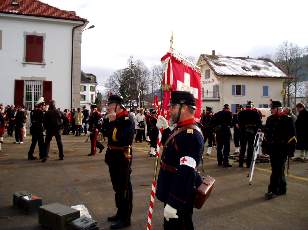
left=107, top=214, right=120, bottom=222
left=110, top=220, right=131, bottom=229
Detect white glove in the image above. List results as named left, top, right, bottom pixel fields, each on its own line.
left=156, top=115, right=169, bottom=129
left=164, top=204, right=178, bottom=221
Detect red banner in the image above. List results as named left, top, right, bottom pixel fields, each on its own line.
left=161, top=52, right=202, bottom=119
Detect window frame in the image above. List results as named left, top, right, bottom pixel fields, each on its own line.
left=80, top=94, right=86, bottom=101
left=232, top=84, right=246, bottom=96
left=90, top=85, right=96, bottom=92
left=204, top=69, right=210, bottom=79
left=23, top=32, right=46, bottom=65
left=262, top=85, right=269, bottom=97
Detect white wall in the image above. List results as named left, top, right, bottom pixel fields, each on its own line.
left=0, top=15, right=79, bottom=109
left=221, top=77, right=284, bottom=108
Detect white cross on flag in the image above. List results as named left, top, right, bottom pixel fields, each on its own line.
left=161, top=51, right=202, bottom=119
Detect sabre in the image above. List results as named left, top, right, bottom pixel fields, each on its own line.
left=248, top=131, right=264, bottom=185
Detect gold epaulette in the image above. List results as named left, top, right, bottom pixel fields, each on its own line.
left=288, top=136, right=297, bottom=144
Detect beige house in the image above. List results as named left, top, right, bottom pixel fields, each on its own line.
left=197, top=51, right=288, bottom=113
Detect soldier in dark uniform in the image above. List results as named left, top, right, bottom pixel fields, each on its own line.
left=213, top=104, right=233, bottom=167
left=27, top=98, right=45, bottom=160
left=88, top=104, right=104, bottom=156
left=263, top=101, right=296, bottom=200
left=42, top=100, right=65, bottom=162
left=147, top=109, right=159, bottom=157
left=6, top=105, right=15, bottom=137
left=200, top=106, right=215, bottom=155
left=156, top=91, right=204, bottom=230
left=238, top=101, right=262, bottom=168
left=82, top=106, right=90, bottom=135
left=104, top=95, right=135, bottom=229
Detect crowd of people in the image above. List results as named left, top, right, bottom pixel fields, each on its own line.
left=0, top=95, right=308, bottom=229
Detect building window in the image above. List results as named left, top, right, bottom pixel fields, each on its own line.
left=232, top=85, right=246, bottom=96
left=0, top=30, right=2, bottom=50
left=80, top=94, right=86, bottom=101
left=90, top=86, right=95, bottom=92
left=204, top=69, right=210, bottom=79
left=25, top=35, right=43, bottom=63
left=213, top=85, right=219, bottom=98
left=24, top=80, right=43, bottom=111
left=80, top=85, right=86, bottom=92
left=263, top=86, right=269, bottom=96
left=91, top=94, right=94, bottom=103
left=231, top=104, right=240, bottom=113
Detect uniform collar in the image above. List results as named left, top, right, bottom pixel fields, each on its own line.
left=116, top=109, right=128, bottom=119
left=176, top=118, right=195, bottom=127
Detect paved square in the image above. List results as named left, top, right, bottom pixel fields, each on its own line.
left=0, top=135, right=307, bottom=229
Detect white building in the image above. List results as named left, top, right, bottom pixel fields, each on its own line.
left=80, top=71, right=97, bottom=109
left=197, top=51, right=288, bottom=113
left=0, top=0, right=87, bottom=110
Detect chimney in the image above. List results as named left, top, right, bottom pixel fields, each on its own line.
left=212, top=50, right=216, bottom=56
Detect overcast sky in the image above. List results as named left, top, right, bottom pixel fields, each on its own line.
left=41, top=0, right=308, bottom=83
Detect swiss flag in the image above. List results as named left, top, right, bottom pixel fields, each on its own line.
left=161, top=52, right=202, bottom=119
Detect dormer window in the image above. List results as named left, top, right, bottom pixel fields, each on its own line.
left=241, top=66, right=251, bottom=71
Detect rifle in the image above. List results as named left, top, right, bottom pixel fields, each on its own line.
left=248, top=131, right=264, bottom=185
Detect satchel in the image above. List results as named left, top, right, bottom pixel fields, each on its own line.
left=194, top=175, right=215, bottom=209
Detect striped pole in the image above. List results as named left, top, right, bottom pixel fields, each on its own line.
left=146, top=154, right=160, bottom=230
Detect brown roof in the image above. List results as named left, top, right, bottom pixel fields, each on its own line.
left=0, top=0, right=87, bottom=22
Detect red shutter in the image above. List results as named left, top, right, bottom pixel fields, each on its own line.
left=25, top=35, right=43, bottom=63
left=43, top=81, right=52, bottom=104
left=14, top=80, right=24, bottom=106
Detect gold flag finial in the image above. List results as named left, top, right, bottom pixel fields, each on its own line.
left=170, top=32, right=174, bottom=50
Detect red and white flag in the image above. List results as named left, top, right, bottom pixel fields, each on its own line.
left=161, top=51, right=202, bottom=119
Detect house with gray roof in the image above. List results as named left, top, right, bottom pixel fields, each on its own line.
left=197, top=50, right=288, bottom=113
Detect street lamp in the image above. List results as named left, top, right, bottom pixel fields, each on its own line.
left=82, top=25, right=95, bottom=31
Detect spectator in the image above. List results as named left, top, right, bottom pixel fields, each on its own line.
left=294, top=103, right=308, bottom=161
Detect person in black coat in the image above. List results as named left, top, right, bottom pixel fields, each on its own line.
left=263, top=101, right=296, bottom=200
left=28, top=98, right=45, bottom=160
left=200, top=107, right=215, bottom=155
left=14, top=105, right=27, bottom=144
left=156, top=91, right=204, bottom=230
left=41, top=100, right=65, bottom=162
left=213, top=104, right=233, bottom=167
left=237, top=101, right=262, bottom=168
left=295, top=103, right=308, bottom=160
left=104, top=95, right=135, bottom=229
left=82, top=106, right=90, bottom=135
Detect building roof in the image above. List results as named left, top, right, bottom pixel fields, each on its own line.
left=0, top=0, right=87, bottom=22
left=199, top=54, right=287, bottom=78
left=81, top=71, right=97, bottom=84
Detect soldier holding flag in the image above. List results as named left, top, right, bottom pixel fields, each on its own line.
left=156, top=91, right=204, bottom=230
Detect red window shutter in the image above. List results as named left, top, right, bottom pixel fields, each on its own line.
left=14, top=80, right=24, bottom=106
left=43, top=81, right=52, bottom=104
left=26, top=35, right=43, bottom=63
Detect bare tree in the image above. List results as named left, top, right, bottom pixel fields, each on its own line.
left=106, top=57, right=150, bottom=108
left=275, top=41, right=304, bottom=107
